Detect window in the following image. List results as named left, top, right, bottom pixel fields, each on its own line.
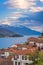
left=15, top=62, right=17, bottom=65
left=14, top=56, right=16, bottom=60
left=17, top=55, right=19, bottom=58
left=22, top=56, right=24, bottom=60
left=2, top=52, right=4, bottom=54
left=1, top=56, right=5, bottom=58
left=22, top=56, right=27, bottom=60
left=29, top=56, right=32, bottom=60
left=18, top=62, right=20, bottom=65
left=25, top=56, right=27, bottom=60
left=25, top=63, right=29, bottom=65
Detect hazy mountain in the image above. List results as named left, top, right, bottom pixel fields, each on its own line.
left=0, top=27, right=22, bottom=37
left=0, top=25, right=41, bottom=36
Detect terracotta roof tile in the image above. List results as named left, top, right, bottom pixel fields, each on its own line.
left=23, top=45, right=32, bottom=49
left=16, top=44, right=23, bottom=48
left=12, top=47, right=37, bottom=55
left=27, top=37, right=43, bottom=43
left=27, top=37, right=38, bottom=42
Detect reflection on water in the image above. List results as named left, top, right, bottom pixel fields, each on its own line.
left=0, top=35, right=38, bottom=49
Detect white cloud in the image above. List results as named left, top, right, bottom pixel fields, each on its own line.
left=0, top=11, right=26, bottom=26
left=6, top=11, right=28, bottom=23
left=28, top=26, right=43, bottom=32
left=40, top=0, right=43, bottom=2
left=29, top=7, right=43, bottom=12
left=4, top=0, right=36, bottom=9
left=4, top=0, right=43, bottom=12
left=0, top=19, right=11, bottom=25
left=8, top=11, right=26, bottom=19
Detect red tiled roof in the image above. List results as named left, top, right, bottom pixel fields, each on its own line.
left=23, top=45, right=32, bottom=49
left=0, top=49, right=10, bottom=53
left=27, top=37, right=43, bottom=43
left=27, top=37, right=38, bottom=42
left=12, top=47, right=37, bottom=55
left=9, top=48, right=16, bottom=52
left=16, top=44, right=23, bottom=48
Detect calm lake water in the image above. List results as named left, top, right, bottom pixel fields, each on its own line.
left=0, top=35, right=38, bottom=49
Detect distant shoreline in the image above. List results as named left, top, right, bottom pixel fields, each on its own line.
left=0, top=36, right=23, bottom=38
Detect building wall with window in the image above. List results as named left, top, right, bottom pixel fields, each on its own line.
left=11, top=55, right=33, bottom=65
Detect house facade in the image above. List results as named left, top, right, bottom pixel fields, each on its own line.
left=12, top=55, right=33, bottom=65
left=11, top=50, right=33, bottom=65
left=27, top=37, right=43, bottom=50
left=11, top=43, right=37, bottom=65
left=0, top=49, right=11, bottom=58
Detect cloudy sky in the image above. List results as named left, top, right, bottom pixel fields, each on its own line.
left=0, top=0, right=43, bottom=32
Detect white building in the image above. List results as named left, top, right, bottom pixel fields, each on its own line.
left=0, top=49, right=11, bottom=58
left=11, top=49, right=33, bottom=65
left=0, top=51, right=10, bottom=58
left=27, top=37, right=43, bottom=49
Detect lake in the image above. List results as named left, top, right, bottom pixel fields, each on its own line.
left=0, top=35, right=38, bottom=49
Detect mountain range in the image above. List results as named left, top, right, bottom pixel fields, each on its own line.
left=0, top=26, right=23, bottom=37
left=0, top=25, right=41, bottom=37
